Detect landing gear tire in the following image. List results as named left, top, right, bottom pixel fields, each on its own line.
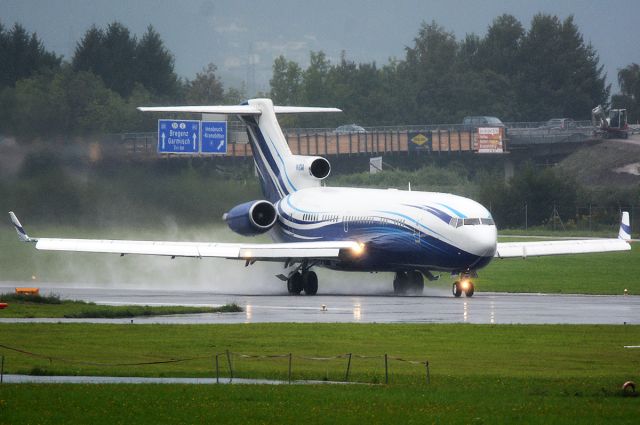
left=287, top=272, right=303, bottom=295
left=394, top=271, right=424, bottom=295
left=407, top=271, right=424, bottom=295
left=465, top=282, right=475, bottom=297
left=302, top=270, right=318, bottom=295
left=452, top=281, right=462, bottom=297
left=393, top=272, right=408, bottom=295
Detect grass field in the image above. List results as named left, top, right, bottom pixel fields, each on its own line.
left=0, top=323, right=639, bottom=423
left=0, top=292, right=242, bottom=318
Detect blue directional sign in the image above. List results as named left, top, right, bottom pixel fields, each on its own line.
left=158, top=120, right=200, bottom=154
left=201, top=121, right=228, bottom=154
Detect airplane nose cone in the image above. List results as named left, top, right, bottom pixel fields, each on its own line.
left=470, top=225, right=498, bottom=257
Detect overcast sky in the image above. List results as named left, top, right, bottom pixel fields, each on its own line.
left=2, top=0, right=639, bottom=95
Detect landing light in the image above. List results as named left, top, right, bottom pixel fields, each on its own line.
left=351, top=242, right=365, bottom=256
left=461, top=280, right=470, bottom=290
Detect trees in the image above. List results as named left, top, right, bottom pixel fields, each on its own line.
left=267, top=14, right=608, bottom=126
left=269, top=55, right=303, bottom=106
left=0, top=22, right=61, bottom=89
left=612, top=63, right=640, bottom=123
left=516, top=14, right=608, bottom=121
left=135, top=26, right=180, bottom=99
left=184, top=63, right=225, bottom=105
left=72, top=22, right=178, bottom=99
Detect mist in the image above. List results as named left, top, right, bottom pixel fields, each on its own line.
left=15, top=222, right=411, bottom=296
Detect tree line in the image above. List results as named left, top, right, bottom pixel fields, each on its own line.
left=270, top=14, right=621, bottom=128
left=0, top=22, right=238, bottom=140
left=1, top=15, right=638, bottom=142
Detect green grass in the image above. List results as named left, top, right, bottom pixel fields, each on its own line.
left=477, top=243, right=639, bottom=295
left=1, top=380, right=638, bottom=425
left=0, top=293, right=242, bottom=318
left=0, top=323, right=639, bottom=424
left=0, top=323, right=638, bottom=380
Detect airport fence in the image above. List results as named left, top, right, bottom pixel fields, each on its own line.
left=0, top=344, right=430, bottom=385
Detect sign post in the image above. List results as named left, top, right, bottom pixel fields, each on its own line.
left=201, top=121, right=228, bottom=154
left=157, top=120, right=200, bottom=154
left=476, top=127, right=504, bottom=153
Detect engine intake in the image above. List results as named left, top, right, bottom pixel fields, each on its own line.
left=224, top=200, right=278, bottom=236
left=309, top=157, right=331, bottom=179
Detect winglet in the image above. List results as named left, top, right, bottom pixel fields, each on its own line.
left=618, top=211, right=631, bottom=241
left=8, top=212, right=36, bottom=243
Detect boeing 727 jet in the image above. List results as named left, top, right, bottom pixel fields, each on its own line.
left=9, top=99, right=632, bottom=296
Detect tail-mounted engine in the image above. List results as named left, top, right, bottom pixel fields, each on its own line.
left=223, top=200, right=278, bottom=236
left=288, top=155, right=331, bottom=187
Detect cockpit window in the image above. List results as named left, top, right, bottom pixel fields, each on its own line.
left=450, top=217, right=495, bottom=227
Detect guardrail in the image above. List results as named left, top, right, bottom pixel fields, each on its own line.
left=106, top=120, right=601, bottom=159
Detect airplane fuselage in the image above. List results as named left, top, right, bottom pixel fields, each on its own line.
left=273, top=186, right=497, bottom=273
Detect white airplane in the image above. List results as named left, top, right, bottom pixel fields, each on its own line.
left=9, top=99, right=632, bottom=296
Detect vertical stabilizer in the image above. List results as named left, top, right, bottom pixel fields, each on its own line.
left=240, top=99, right=336, bottom=203
left=240, top=99, right=296, bottom=202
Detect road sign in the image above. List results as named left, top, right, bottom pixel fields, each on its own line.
left=201, top=121, right=227, bottom=154
left=158, top=120, right=200, bottom=154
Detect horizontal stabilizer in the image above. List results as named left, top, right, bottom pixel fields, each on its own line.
left=137, top=103, right=341, bottom=115
left=137, top=105, right=262, bottom=115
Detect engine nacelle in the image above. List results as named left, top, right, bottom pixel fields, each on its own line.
left=291, top=155, right=331, bottom=181
left=223, top=200, right=278, bottom=236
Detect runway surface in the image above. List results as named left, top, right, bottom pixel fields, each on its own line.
left=1, top=283, right=638, bottom=325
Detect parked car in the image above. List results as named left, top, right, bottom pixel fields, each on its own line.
left=335, top=124, right=366, bottom=134
left=462, top=116, right=505, bottom=129
left=539, top=118, right=576, bottom=130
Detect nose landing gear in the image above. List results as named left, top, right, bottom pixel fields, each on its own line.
left=452, top=279, right=475, bottom=297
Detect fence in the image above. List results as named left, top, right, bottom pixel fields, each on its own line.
left=0, top=344, right=430, bottom=385
left=494, top=203, right=638, bottom=233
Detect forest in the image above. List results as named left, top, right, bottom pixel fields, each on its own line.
left=1, top=14, right=638, bottom=140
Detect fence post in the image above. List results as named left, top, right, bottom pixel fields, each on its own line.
left=344, top=353, right=352, bottom=382
left=425, top=361, right=430, bottom=385
left=384, top=354, right=388, bottom=384
left=288, top=353, right=292, bottom=384
left=226, top=350, right=233, bottom=382
left=215, top=354, right=219, bottom=384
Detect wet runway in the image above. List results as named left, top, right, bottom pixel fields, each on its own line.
left=1, top=284, right=638, bottom=325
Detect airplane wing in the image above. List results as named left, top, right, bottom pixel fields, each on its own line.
left=495, top=238, right=630, bottom=258
left=495, top=212, right=632, bottom=258
left=8, top=212, right=361, bottom=262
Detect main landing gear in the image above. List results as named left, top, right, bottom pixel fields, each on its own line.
left=452, top=279, right=475, bottom=297
left=393, top=271, right=424, bottom=295
left=286, top=270, right=318, bottom=295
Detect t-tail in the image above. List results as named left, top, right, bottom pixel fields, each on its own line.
left=138, top=99, right=340, bottom=203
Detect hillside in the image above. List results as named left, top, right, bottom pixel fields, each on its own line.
left=558, top=136, right=640, bottom=187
